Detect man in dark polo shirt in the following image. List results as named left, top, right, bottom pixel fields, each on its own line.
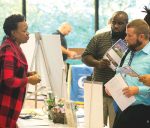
left=53, top=22, right=77, bottom=61
left=53, top=22, right=77, bottom=81
left=82, top=11, right=128, bottom=128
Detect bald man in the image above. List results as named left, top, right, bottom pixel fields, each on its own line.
left=53, top=22, right=77, bottom=61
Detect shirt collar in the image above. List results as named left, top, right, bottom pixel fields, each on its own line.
left=139, top=42, right=150, bottom=55
left=57, top=30, right=64, bottom=36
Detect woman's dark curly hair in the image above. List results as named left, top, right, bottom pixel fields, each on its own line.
left=3, top=14, right=25, bottom=36
left=142, top=6, right=150, bottom=26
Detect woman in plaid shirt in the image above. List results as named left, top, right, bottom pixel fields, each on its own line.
left=0, top=14, right=41, bottom=128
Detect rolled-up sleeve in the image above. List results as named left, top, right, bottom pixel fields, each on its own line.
left=138, top=86, right=150, bottom=95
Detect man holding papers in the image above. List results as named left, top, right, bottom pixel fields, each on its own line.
left=108, top=19, right=150, bottom=128
left=139, top=74, right=150, bottom=86
left=82, top=11, right=128, bottom=128
left=138, top=6, right=150, bottom=87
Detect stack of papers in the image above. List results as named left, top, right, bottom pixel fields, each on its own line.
left=104, top=73, right=136, bottom=111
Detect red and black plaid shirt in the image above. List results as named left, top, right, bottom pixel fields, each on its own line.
left=0, top=38, right=28, bottom=128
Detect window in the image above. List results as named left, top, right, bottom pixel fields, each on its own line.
left=26, top=0, right=94, bottom=48
left=0, top=0, right=22, bottom=42
left=98, top=0, right=150, bottom=30
left=1, top=0, right=150, bottom=46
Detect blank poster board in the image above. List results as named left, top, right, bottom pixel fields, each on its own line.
left=41, top=34, right=67, bottom=98
left=21, top=34, right=37, bottom=94
left=21, top=33, right=67, bottom=98
left=84, top=81, right=103, bottom=128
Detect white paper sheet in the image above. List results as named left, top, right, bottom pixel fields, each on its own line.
left=104, top=73, right=136, bottom=111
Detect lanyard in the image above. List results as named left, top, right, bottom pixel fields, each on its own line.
left=119, top=49, right=130, bottom=67
left=128, top=51, right=135, bottom=66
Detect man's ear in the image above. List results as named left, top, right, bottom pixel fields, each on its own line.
left=141, top=34, right=145, bottom=38
left=139, top=34, right=145, bottom=40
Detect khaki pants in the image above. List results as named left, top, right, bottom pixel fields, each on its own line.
left=103, top=96, right=116, bottom=128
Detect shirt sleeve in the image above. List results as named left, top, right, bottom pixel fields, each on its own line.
left=138, top=86, right=150, bottom=95
left=82, top=35, right=99, bottom=58
left=2, top=49, right=28, bottom=88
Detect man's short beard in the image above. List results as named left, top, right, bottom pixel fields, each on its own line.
left=128, top=39, right=142, bottom=51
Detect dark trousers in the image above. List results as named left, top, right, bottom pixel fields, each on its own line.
left=113, top=104, right=150, bottom=128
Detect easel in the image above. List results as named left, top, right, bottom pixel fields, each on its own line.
left=25, top=32, right=67, bottom=108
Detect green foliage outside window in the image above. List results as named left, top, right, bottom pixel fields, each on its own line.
left=26, top=0, right=95, bottom=48
left=0, top=0, right=21, bottom=43
left=0, top=0, right=149, bottom=47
